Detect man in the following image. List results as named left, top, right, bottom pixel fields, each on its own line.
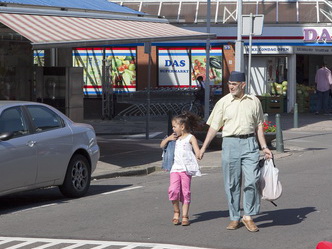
left=315, top=63, right=332, bottom=115
left=198, top=71, right=272, bottom=232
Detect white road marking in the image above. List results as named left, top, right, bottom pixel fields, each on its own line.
left=0, top=237, right=215, bottom=249
left=126, top=132, right=163, bottom=139
left=11, top=204, right=57, bottom=214
left=102, top=186, right=143, bottom=195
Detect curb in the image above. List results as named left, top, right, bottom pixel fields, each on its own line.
left=95, top=132, right=144, bottom=136
left=92, top=166, right=156, bottom=180
left=91, top=151, right=294, bottom=180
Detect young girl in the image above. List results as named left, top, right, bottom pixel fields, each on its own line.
left=160, top=112, right=201, bottom=226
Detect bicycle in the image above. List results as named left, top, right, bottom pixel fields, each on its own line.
left=181, top=97, right=203, bottom=117
left=181, top=93, right=215, bottom=117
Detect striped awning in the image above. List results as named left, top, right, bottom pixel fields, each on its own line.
left=0, top=12, right=216, bottom=49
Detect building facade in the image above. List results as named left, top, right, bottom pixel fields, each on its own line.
left=0, top=0, right=213, bottom=120
left=114, top=0, right=332, bottom=113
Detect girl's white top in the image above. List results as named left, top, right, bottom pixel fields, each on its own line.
left=170, top=134, right=201, bottom=176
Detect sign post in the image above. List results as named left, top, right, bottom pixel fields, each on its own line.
left=144, top=42, right=151, bottom=140
left=242, top=14, right=264, bottom=93
left=235, top=0, right=244, bottom=72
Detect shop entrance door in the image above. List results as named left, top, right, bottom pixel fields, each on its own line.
left=35, top=67, right=84, bottom=122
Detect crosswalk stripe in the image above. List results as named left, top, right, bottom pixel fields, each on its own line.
left=3, top=241, right=40, bottom=249
left=0, top=237, right=215, bottom=249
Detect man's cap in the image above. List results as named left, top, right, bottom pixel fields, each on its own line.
left=229, top=71, right=245, bottom=82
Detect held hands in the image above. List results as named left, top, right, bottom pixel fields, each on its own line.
left=198, top=148, right=205, bottom=160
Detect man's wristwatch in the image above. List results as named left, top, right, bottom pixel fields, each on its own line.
left=261, top=146, right=267, bottom=150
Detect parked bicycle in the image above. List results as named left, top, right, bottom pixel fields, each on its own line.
left=181, top=97, right=203, bottom=117
left=181, top=92, right=215, bottom=117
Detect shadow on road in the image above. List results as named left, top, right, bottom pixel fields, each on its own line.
left=256, top=206, right=317, bottom=227
left=0, top=184, right=133, bottom=215
left=98, top=138, right=162, bottom=167
left=191, top=210, right=229, bottom=224
left=189, top=207, right=316, bottom=227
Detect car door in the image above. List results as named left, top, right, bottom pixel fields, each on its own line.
left=0, top=106, right=38, bottom=193
left=25, top=105, right=73, bottom=184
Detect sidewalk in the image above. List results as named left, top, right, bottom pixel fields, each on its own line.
left=87, top=113, right=332, bottom=179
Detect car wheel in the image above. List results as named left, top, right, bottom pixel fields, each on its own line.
left=59, top=154, right=91, bottom=198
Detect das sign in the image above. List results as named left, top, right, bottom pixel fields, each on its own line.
left=165, top=60, right=186, bottom=67
left=303, top=28, right=332, bottom=43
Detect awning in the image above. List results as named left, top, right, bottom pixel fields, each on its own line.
left=0, top=11, right=216, bottom=49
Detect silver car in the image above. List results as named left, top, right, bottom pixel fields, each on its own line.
left=0, top=101, right=100, bottom=198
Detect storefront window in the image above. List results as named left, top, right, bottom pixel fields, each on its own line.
left=33, top=50, right=45, bottom=67
left=158, top=47, right=222, bottom=89
left=268, top=57, right=288, bottom=96
left=105, top=48, right=136, bottom=93
left=253, top=56, right=288, bottom=113
left=73, top=47, right=137, bottom=96
left=73, top=48, right=103, bottom=96
left=191, top=48, right=222, bottom=87
left=158, top=47, right=191, bottom=87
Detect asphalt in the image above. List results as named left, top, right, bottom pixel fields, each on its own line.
left=86, top=113, right=332, bottom=180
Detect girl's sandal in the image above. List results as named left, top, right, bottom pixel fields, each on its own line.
left=172, top=211, right=181, bottom=225
left=181, top=216, right=190, bottom=226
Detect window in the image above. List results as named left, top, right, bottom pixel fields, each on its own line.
left=27, top=106, right=64, bottom=132
left=0, top=107, right=29, bottom=137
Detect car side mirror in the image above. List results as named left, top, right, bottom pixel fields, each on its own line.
left=0, top=132, right=14, bottom=141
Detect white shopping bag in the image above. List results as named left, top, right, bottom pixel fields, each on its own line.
left=259, top=158, right=282, bottom=206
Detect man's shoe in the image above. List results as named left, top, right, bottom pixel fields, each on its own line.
left=226, top=220, right=240, bottom=230
left=241, top=218, right=259, bottom=232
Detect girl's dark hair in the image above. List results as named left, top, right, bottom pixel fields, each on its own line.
left=172, top=112, right=201, bottom=132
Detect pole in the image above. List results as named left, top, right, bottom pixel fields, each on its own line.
left=167, top=110, right=173, bottom=136
left=145, top=42, right=152, bottom=140
left=235, top=0, right=244, bottom=72
left=204, top=0, right=211, bottom=121
left=275, top=114, right=284, bottom=152
left=294, top=102, right=298, bottom=128
left=246, top=13, right=253, bottom=94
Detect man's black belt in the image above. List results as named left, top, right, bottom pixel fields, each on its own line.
left=227, top=133, right=255, bottom=139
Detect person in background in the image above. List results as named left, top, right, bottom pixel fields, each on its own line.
left=195, top=76, right=206, bottom=114
left=198, top=71, right=272, bottom=232
left=315, top=62, right=332, bottom=115
left=160, top=112, right=201, bottom=227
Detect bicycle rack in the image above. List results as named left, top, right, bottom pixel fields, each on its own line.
left=114, top=89, right=198, bottom=119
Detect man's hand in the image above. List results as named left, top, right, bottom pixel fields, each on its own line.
left=263, top=147, right=273, bottom=159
